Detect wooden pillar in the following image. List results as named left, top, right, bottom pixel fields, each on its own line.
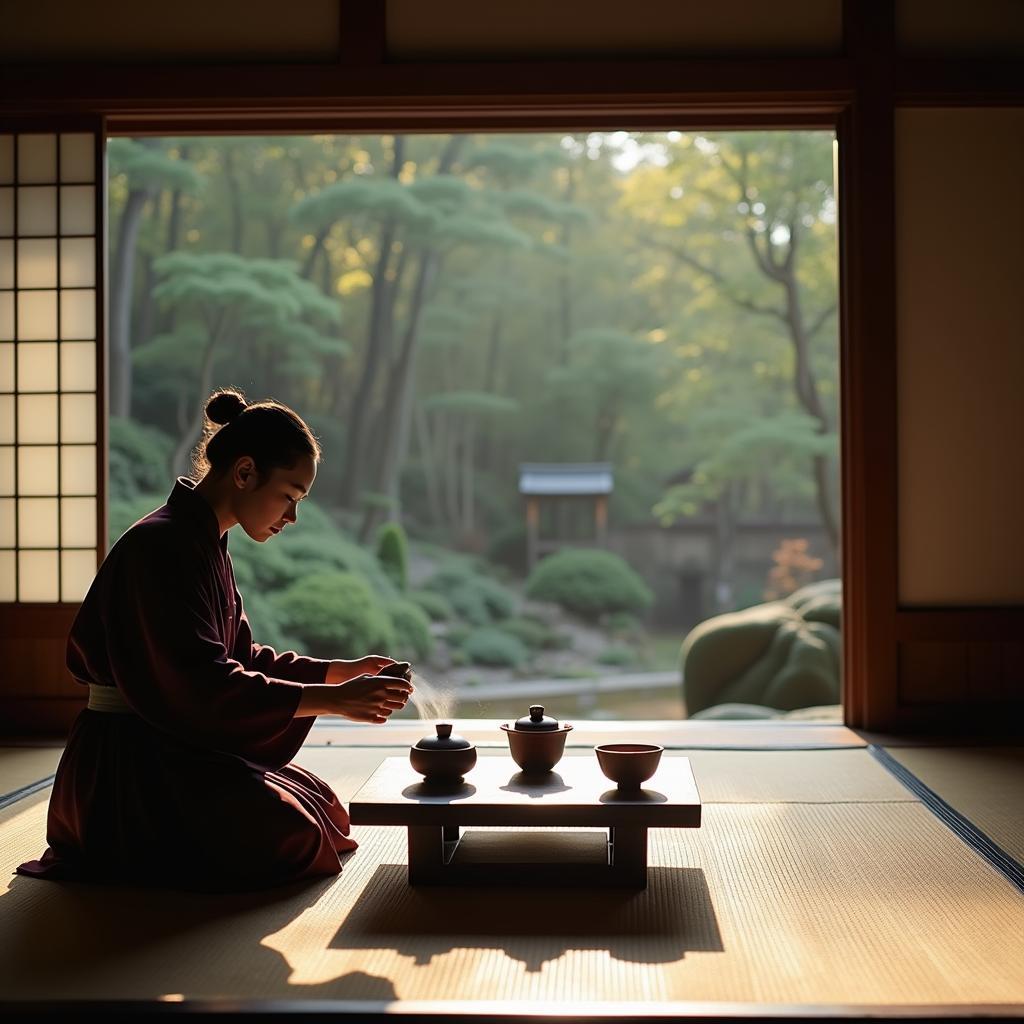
left=526, top=497, right=539, bottom=570
left=595, top=495, right=608, bottom=547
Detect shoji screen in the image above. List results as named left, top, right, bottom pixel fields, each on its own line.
left=0, top=128, right=103, bottom=604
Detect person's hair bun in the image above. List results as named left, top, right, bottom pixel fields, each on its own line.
left=205, top=388, right=247, bottom=426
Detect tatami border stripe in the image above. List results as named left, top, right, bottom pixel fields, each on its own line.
left=0, top=773, right=56, bottom=811
left=868, top=745, right=1024, bottom=896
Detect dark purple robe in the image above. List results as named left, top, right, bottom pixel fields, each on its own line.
left=16, top=477, right=358, bottom=892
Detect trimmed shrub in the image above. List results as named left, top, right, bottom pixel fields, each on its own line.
left=228, top=501, right=391, bottom=596
left=108, top=417, right=174, bottom=501
left=477, top=575, right=517, bottom=619
left=108, top=448, right=140, bottom=505
left=597, top=644, right=635, bottom=666
left=376, top=521, right=410, bottom=592
left=499, top=616, right=562, bottom=651
left=272, top=571, right=395, bottom=659
left=423, top=564, right=517, bottom=625
left=241, top=588, right=298, bottom=653
left=108, top=494, right=165, bottom=547
left=275, top=529, right=397, bottom=598
left=408, top=589, right=455, bottom=622
left=435, top=583, right=487, bottom=625
left=229, top=551, right=256, bottom=589
left=444, top=622, right=472, bottom=648
left=602, top=611, right=647, bottom=645
left=463, top=627, right=528, bottom=668
left=525, top=549, right=653, bottom=621
left=228, top=534, right=298, bottom=591
left=385, top=598, right=435, bottom=662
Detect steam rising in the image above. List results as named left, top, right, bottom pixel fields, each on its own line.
left=408, top=670, right=455, bottom=723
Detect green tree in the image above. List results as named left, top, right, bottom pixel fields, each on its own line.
left=107, top=139, right=202, bottom=417
left=291, top=136, right=430, bottom=508
left=143, top=252, right=341, bottom=473
left=546, top=328, right=665, bottom=461
left=420, top=391, right=519, bottom=543
left=624, top=131, right=840, bottom=553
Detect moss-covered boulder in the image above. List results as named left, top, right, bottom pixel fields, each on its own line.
left=785, top=577, right=842, bottom=629
left=681, top=583, right=842, bottom=715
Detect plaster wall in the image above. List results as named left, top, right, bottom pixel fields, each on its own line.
left=895, top=108, right=1024, bottom=604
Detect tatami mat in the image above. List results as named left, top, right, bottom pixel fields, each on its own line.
left=3, top=746, right=1023, bottom=1008
left=884, top=746, right=1024, bottom=865
left=0, top=747, right=63, bottom=801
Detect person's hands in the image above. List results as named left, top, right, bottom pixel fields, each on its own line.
left=329, top=671, right=414, bottom=724
left=376, top=660, right=412, bottom=682
left=325, top=654, right=399, bottom=684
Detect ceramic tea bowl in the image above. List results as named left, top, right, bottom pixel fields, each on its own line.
left=410, top=723, right=477, bottom=782
left=595, top=743, right=664, bottom=788
left=500, top=705, right=573, bottom=773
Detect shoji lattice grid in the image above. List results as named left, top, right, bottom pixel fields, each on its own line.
left=0, top=132, right=99, bottom=602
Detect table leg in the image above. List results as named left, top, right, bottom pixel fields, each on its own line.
left=409, top=825, right=649, bottom=887
left=608, top=826, right=648, bottom=888
left=407, top=825, right=446, bottom=885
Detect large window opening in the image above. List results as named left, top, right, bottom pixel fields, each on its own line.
left=106, top=130, right=840, bottom=722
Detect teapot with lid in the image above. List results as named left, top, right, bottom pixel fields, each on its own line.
left=410, top=722, right=477, bottom=782
left=500, top=704, right=573, bottom=772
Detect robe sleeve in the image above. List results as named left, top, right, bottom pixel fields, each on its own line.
left=103, top=524, right=314, bottom=769
left=233, top=586, right=331, bottom=685
left=224, top=551, right=331, bottom=684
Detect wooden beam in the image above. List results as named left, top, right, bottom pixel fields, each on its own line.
left=338, top=0, right=387, bottom=69
left=0, top=54, right=1018, bottom=124
left=896, top=58, right=1024, bottom=106
left=895, top=608, right=1024, bottom=643
left=0, top=58, right=857, bottom=122
left=837, top=0, right=899, bottom=730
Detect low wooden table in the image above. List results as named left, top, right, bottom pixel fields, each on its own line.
left=348, top=754, right=701, bottom=887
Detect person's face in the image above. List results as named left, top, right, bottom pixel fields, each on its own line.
left=230, top=452, right=317, bottom=543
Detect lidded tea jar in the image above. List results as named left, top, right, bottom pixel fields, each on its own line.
left=409, top=722, right=477, bottom=782
left=500, top=705, right=573, bottom=773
